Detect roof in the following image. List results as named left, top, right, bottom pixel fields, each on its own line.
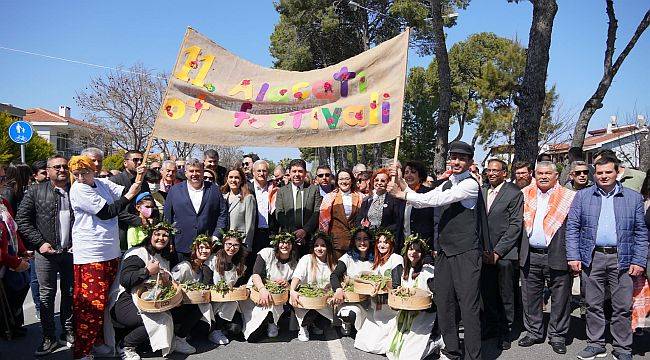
left=545, top=125, right=646, bottom=154
left=23, top=108, right=106, bottom=133
left=0, top=103, right=26, bottom=118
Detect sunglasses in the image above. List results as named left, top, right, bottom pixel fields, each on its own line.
left=48, top=164, right=69, bottom=170
left=317, top=173, right=331, bottom=178
left=204, top=176, right=215, bottom=181
left=573, top=170, right=589, bottom=176
left=151, top=167, right=161, bottom=171
left=130, top=158, right=144, bottom=163
left=98, top=174, right=109, bottom=178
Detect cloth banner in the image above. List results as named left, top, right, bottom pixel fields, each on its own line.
left=152, top=27, right=409, bottom=147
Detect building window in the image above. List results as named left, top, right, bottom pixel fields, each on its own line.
left=56, top=133, right=70, bottom=152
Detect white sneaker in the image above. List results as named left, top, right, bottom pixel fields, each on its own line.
left=267, top=323, right=279, bottom=338
left=172, top=336, right=196, bottom=354
left=208, top=330, right=230, bottom=345
left=311, top=326, right=323, bottom=335
left=298, top=326, right=309, bottom=342
left=92, top=344, right=115, bottom=356
left=118, top=346, right=141, bottom=360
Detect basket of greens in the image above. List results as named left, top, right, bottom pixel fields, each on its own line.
left=135, top=279, right=182, bottom=313
left=180, top=281, right=212, bottom=304
left=388, top=287, right=432, bottom=311
left=250, top=279, right=289, bottom=306
left=353, top=270, right=393, bottom=295
left=294, top=284, right=332, bottom=310
left=210, top=280, right=249, bottom=302
left=343, top=280, right=369, bottom=303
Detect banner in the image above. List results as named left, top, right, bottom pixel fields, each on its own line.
left=153, top=27, right=409, bottom=148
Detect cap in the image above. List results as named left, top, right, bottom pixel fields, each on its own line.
left=135, top=192, right=152, bottom=204
left=448, top=141, right=474, bottom=157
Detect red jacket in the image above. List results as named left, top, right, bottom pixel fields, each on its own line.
left=0, top=199, right=27, bottom=270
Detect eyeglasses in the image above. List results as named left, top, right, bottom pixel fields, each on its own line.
left=224, top=243, right=240, bottom=249
left=316, top=173, right=331, bottom=178
left=151, top=167, right=161, bottom=171
left=98, top=174, right=109, bottom=178
left=48, top=164, right=69, bottom=170
left=573, top=170, right=589, bottom=176
left=485, top=169, right=504, bottom=173
left=130, top=158, right=144, bottom=163
left=204, top=176, right=214, bottom=181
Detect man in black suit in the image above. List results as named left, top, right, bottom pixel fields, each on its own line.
left=203, top=149, right=228, bottom=186
left=480, top=158, right=523, bottom=350
left=274, top=159, right=322, bottom=255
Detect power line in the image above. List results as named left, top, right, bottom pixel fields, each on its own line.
left=0, top=45, right=167, bottom=79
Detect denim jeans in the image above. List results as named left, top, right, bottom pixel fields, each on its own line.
left=35, top=251, right=73, bottom=338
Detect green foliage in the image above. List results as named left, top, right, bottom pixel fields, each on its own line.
left=0, top=112, right=55, bottom=165
left=103, top=150, right=125, bottom=171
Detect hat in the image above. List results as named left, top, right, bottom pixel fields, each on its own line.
left=448, top=141, right=474, bottom=157
left=69, top=155, right=96, bottom=173
left=135, top=192, right=152, bottom=204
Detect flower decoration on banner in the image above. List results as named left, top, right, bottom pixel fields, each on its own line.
left=374, top=228, right=395, bottom=243
left=400, top=233, right=430, bottom=256
left=203, top=83, right=216, bottom=92
left=222, top=229, right=245, bottom=244
left=145, top=221, right=178, bottom=237
left=349, top=226, right=374, bottom=241
left=270, top=232, right=296, bottom=246
left=192, top=233, right=217, bottom=252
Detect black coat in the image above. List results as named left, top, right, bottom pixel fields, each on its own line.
left=110, top=170, right=151, bottom=249
left=15, top=181, right=74, bottom=251
left=520, top=221, right=569, bottom=271
left=355, top=193, right=405, bottom=242
left=481, top=182, right=523, bottom=260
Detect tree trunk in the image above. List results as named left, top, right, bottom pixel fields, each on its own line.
left=361, top=144, right=368, bottom=165
left=430, top=0, right=452, bottom=174
left=318, top=147, right=329, bottom=166
left=571, top=4, right=650, bottom=148
left=351, top=145, right=358, bottom=167
left=372, top=143, right=382, bottom=168
left=512, top=0, right=558, bottom=166
left=340, top=147, right=350, bottom=170
left=640, top=131, right=650, bottom=172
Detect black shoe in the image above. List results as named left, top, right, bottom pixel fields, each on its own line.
left=500, top=337, right=511, bottom=350
left=11, top=327, right=27, bottom=338
left=35, top=337, right=59, bottom=356
left=518, top=336, right=543, bottom=347
left=550, top=341, right=566, bottom=354
left=59, top=332, right=74, bottom=347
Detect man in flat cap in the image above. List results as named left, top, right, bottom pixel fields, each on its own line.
left=389, top=141, right=488, bottom=360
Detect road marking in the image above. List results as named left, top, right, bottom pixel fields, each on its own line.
left=325, top=327, right=348, bottom=360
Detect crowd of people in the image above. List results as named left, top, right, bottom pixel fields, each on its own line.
left=0, top=141, right=649, bottom=360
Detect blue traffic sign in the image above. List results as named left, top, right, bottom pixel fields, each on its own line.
left=8, top=120, right=34, bottom=144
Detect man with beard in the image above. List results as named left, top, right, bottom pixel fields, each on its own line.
left=203, top=149, right=228, bottom=186
left=565, top=161, right=592, bottom=191
left=315, top=165, right=333, bottom=196
left=513, top=161, right=534, bottom=189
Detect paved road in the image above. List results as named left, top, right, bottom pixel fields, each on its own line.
left=2, top=287, right=650, bottom=360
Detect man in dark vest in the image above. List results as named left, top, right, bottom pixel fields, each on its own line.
left=389, top=141, right=487, bottom=360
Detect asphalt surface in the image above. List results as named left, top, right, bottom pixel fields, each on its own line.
left=2, top=286, right=650, bottom=360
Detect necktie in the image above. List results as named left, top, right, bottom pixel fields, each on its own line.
left=295, top=188, right=303, bottom=227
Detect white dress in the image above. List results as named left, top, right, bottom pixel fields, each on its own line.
left=171, top=261, right=215, bottom=325
left=354, top=253, right=404, bottom=354
left=207, top=255, right=242, bottom=321
left=241, top=248, right=296, bottom=339
left=292, top=254, right=334, bottom=327
left=336, top=253, right=373, bottom=330
left=104, top=247, right=174, bottom=356
left=386, top=264, right=437, bottom=360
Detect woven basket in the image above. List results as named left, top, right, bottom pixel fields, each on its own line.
left=182, top=288, right=211, bottom=304
left=344, top=290, right=369, bottom=303
left=353, top=271, right=392, bottom=295
left=295, top=294, right=330, bottom=310
left=210, top=286, right=249, bottom=302
left=250, top=287, right=289, bottom=306
left=135, top=282, right=183, bottom=313
left=388, top=288, right=432, bottom=311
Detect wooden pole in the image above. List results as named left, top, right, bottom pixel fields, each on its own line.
left=135, top=134, right=156, bottom=183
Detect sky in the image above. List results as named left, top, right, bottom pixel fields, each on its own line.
left=1, top=0, right=648, bottom=163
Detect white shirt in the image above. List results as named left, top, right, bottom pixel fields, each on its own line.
left=291, top=183, right=305, bottom=224
left=341, top=191, right=353, bottom=217
left=405, top=171, right=478, bottom=209
left=187, top=183, right=204, bottom=213
left=254, top=180, right=270, bottom=229
left=528, top=187, right=554, bottom=248
left=70, top=178, right=124, bottom=264
left=487, top=181, right=505, bottom=212
left=55, top=186, right=71, bottom=249
left=293, top=254, right=332, bottom=288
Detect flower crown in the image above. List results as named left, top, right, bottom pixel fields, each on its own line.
left=221, top=229, right=245, bottom=244
left=311, top=230, right=332, bottom=244
left=192, top=234, right=218, bottom=252
left=401, top=233, right=430, bottom=256
left=374, top=228, right=395, bottom=243
left=270, top=232, right=296, bottom=246
left=145, top=221, right=177, bottom=237
left=349, top=226, right=374, bottom=240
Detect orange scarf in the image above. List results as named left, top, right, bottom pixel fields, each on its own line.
left=523, top=183, right=575, bottom=243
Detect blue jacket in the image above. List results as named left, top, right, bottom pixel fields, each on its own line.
left=163, top=181, right=228, bottom=254
left=566, top=183, right=648, bottom=270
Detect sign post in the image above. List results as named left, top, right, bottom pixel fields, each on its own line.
left=8, top=120, right=34, bottom=163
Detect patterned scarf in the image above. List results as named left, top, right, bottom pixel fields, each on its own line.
left=523, top=183, right=575, bottom=243
left=0, top=201, right=18, bottom=251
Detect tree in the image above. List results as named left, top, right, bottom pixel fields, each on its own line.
left=103, top=150, right=125, bottom=171
left=400, top=65, right=438, bottom=166
left=0, top=112, right=55, bottom=165
left=511, top=0, right=558, bottom=166
left=570, top=2, right=650, bottom=161
left=75, top=64, right=166, bottom=151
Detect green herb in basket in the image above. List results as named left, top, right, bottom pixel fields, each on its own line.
left=359, top=272, right=391, bottom=290
left=180, top=281, right=210, bottom=291
left=157, top=284, right=177, bottom=301
left=253, top=279, right=288, bottom=294
left=394, top=287, right=415, bottom=298
left=297, top=284, right=331, bottom=298
left=210, top=280, right=232, bottom=295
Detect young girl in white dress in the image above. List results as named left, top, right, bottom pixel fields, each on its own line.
left=330, top=227, right=374, bottom=335
left=241, top=233, right=298, bottom=341
left=354, top=230, right=403, bottom=354
left=289, top=231, right=337, bottom=341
